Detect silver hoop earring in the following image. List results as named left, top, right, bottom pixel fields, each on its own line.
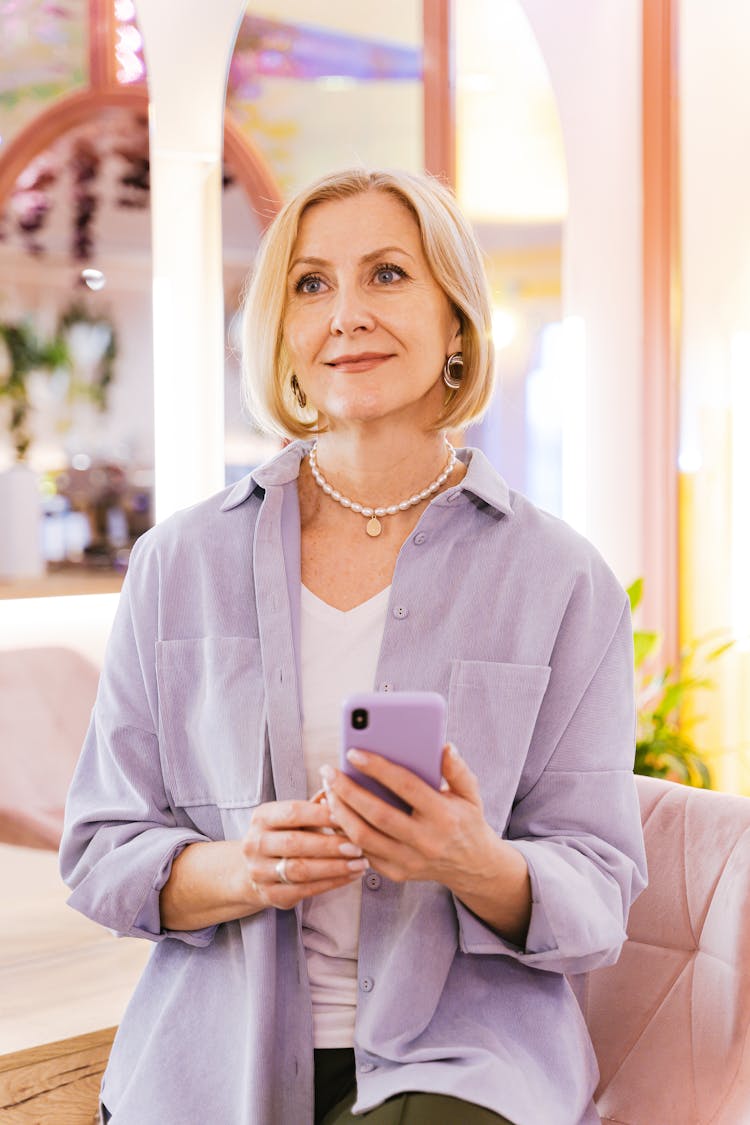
left=442, top=352, right=463, bottom=390
left=290, top=373, right=307, bottom=408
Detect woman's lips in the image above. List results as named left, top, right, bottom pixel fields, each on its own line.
left=326, top=354, right=394, bottom=373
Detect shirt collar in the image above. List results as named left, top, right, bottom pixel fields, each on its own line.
left=220, top=441, right=311, bottom=510
left=450, top=445, right=513, bottom=517
left=220, top=439, right=513, bottom=518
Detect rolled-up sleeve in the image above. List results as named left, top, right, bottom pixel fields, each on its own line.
left=59, top=533, right=217, bottom=946
left=455, top=592, right=648, bottom=974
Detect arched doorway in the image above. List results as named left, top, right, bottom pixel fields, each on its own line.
left=0, top=2, right=283, bottom=595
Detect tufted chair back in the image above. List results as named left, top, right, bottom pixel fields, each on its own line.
left=575, top=775, right=750, bottom=1124
left=0, top=646, right=100, bottom=849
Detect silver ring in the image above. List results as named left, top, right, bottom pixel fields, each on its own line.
left=275, top=857, right=292, bottom=885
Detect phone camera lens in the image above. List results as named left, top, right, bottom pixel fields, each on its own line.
left=352, top=708, right=368, bottom=730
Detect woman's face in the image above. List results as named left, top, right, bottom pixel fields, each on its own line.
left=282, top=190, right=461, bottom=432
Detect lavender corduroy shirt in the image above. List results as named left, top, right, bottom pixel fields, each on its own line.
left=60, top=441, right=647, bottom=1125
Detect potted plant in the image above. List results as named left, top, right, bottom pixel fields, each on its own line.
left=628, top=578, right=734, bottom=788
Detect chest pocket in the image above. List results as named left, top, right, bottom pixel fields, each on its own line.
left=156, top=636, right=267, bottom=808
left=446, top=660, right=551, bottom=831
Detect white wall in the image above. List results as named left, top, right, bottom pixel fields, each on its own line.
left=520, top=0, right=643, bottom=588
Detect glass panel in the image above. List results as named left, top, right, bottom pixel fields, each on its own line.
left=0, top=105, right=154, bottom=598
left=678, top=0, right=750, bottom=793
left=455, top=0, right=567, bottom=517
left=0, top=0, right=88, bottom=149
left=227, top=1, right=423, bottom=195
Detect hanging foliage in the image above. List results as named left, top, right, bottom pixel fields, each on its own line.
left=0, top=320, right=69, bottom=461
left=58, top=302, right=117, bottom=411
left=0, top=306, right=118, bottom=460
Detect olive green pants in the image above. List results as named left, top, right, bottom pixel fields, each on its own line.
left=315, top=1049, right=516, bottom=1125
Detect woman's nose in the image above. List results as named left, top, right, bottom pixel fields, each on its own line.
left=329, top=284, right=376, bottom=335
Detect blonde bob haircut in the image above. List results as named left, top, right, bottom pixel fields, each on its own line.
left=241, top=168, right=495, bottom=439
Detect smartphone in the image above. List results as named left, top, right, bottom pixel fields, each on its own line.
left=340, top=691, right=447, bottom=813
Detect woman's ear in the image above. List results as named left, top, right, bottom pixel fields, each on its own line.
left=448, top=310, right=463, bottom=352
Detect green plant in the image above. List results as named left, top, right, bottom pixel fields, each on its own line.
left=58, top=302, right=117, bottom=411
left=0, top=320, right=69, bottom=460
left=0, top=306, right=117, bottom=461
left=628, top=578, right=735, bottom=788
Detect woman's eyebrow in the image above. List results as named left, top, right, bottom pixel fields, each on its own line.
left=360, top=245, right=415, bottom=264
left=288, top=246, right=415, bottom=272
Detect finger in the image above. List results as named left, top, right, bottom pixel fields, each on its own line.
left=259, top=855, right=369, bottom=887
left=252, top=869, right=364, bottom=911
left=326, top=766, right=416, bottom=844
left=440, top=744, right=483, bottom=805
left=324, top=787, right=417, bottom=865
left=258, top=829, right=364, bottom=860
left=338, top=750, right=442, bottom=817
left=266, top=870, right=366, bottom=909
left=305, top=792, right=349, bottom=837
left=252, top=798, right=337, bottom=832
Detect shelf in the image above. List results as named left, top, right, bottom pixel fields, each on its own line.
left=0, top=570, right=124, bottom=600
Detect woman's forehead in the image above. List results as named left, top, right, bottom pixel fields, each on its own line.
left=293, top=190, right=421, bottom=257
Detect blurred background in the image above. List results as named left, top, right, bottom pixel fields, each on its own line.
left=0, top=0, right=747, bottom=799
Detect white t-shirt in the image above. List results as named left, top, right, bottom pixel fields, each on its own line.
left=300, top=582, right=391, bottom=1048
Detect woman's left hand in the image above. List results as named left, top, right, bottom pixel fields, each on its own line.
left=319, top=744, right=499, bottom=896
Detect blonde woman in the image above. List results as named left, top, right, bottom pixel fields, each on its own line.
left=61, top=169, right=646, bottom=1125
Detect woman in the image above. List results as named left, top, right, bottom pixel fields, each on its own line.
left=60, top=168, right=647, bottom=1125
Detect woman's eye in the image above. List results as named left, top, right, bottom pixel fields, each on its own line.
left=296, top=274, right=326, bottom=295
left=374, top=264, right=406, bottom=285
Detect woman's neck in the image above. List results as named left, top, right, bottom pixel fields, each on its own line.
left=310, top=430, right=455, bottom=509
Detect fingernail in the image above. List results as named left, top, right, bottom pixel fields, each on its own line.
left=448, top=743, right=460, bottom=758
left=346, top=748, right=366, bottom=766
left=339, top=842, right=363, bottom=857
left=347, top=858, right=368, bottom=872
left=320, top=764, right=335, bottom=781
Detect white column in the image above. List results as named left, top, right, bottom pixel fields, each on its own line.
left=519, top=0, right=643, bottom=587
left=134, top=0, right=247, bottom=520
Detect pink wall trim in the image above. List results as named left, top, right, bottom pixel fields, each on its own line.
left=422, top=0, right=455, bottom=185
left=642, top=0, right=681, bottom=663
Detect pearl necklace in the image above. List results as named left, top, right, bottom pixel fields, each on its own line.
left=308, top=441, right=457, bottom=537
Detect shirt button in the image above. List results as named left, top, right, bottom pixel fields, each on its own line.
left=359, top=976, right=375, bottom=993
left=365, top=872, right=382, bottom=891
left=359, top=1062, right=376, bottom=1074
left=392, top=606, right=408, bottom=619
left=380, top=682, right=393, bottom=692
left=413, top=532, right=426, bottom=545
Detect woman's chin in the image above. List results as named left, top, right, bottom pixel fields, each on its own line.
left=324, top=397, right=397, bottom=425
left=322, top=393, right=435, bottom=429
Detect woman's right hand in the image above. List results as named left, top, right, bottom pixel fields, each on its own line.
left=240, top=797, right=368, bottom=911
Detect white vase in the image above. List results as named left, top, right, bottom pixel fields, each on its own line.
left=0, top=462, right=44, bottom=581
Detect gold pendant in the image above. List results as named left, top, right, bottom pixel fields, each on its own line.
left=366, top=516, right=382, bottom=537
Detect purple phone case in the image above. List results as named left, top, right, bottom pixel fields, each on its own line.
left=340, top=691, right=447, bottom=813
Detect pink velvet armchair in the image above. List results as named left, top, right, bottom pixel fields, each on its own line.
left=579, top=775, right=750, bottom=1124
left=0, top=646, right=99, bottom=849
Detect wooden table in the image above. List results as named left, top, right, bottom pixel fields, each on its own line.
left=0, top=843, right=151, bottom=1122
